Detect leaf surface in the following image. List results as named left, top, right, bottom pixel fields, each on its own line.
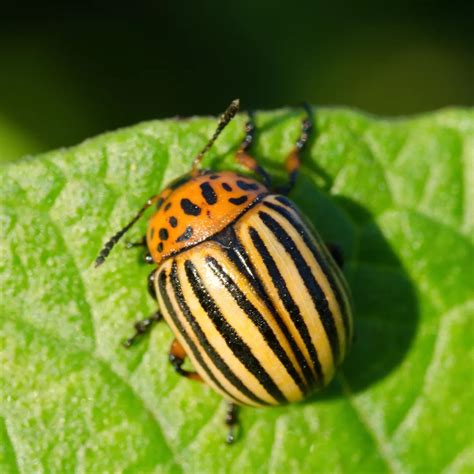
left=1, top=107, right=473, bottom=473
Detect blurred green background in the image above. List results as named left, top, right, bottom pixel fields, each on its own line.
left=1, top=1, right=472, bottom=161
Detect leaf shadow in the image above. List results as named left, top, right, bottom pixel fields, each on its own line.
left=290, top=176, right=419, bottom=400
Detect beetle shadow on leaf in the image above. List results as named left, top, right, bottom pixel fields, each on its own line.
left=290, top=179, right=419, bottom=400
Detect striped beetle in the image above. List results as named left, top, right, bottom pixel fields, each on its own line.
left=95, top=100, right=353, bottom=443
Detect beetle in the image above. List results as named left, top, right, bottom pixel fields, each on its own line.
left=95, top=100, right=353, bottom=443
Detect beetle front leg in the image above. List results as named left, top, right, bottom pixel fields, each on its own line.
left=169, top=338, right=203, bottom=382
left=125, top=235, right=154, bottom=264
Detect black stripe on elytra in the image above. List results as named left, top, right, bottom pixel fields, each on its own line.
left=158, top=269, right=246, bottom=404
left=229, top=196, right=248, bottom=205
left=259, top=210, right=340, bottom=364
left=168, top=262, right=266, bottom=405
left=222, top=182, right=232, bottom=192
left=275, top=196, right=290, bottom=206
left=176, top=226, right=193, bottom=242
left=164, top=202, right=172, bottom=211
left=212, top=225, right=313, bottom=390
left=200, top=182, right=218, bottom=205
left=206, top=255, right=307, bottom=395
left=180, top=198, right=201, bottom=216
left=264, top=199, right=350, bottom=348
left=236, top=180, right=259, bottom=191
left=184, top=259, right=287, bottom=403
left=249, top=226, right=323, bottom=386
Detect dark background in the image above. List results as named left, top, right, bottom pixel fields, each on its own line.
left=1, top=1, right=472, bottom=160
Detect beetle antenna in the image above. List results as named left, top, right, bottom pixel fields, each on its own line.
left=191, top=98, right=240, bottom=175
left=94, top=195, right=160, bottom=267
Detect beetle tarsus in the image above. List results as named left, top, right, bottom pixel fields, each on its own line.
left=225, top=403, right=240, bottom=445
left=122, top=311, right=162, bottom=348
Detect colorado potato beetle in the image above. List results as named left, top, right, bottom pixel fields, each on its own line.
left=95, top=100, right=353, bottom=443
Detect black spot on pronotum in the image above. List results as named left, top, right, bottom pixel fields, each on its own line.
left=222, top=182, right=232, bottom=192
left=169, top=216, right=178, bottom=228
left=164, top=202, right=172, bottom=211
left=177, top=226, right=193, bottom=242
left=157, top=242, right=164, bottom=252
left=236, top=180, right=259, bottom=191
left=229, top=196, right=248, bottom=205
left=181, top=198, right=201, bottom=216
left=200, top=182, right=218, bottom=205
left=159, top=228, right=169, bottom=240
left=156, top=198, right=164, bottom=210
left=210, top=174, right=220, bottom=179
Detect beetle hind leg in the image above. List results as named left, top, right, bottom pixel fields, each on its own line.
left=234, top=110, right=272, bottom=188
left=225, top=402, right=240, bottom=444
left=169, top=338, right=203, bottom=382
left=277, top=103, right=314, bottom=195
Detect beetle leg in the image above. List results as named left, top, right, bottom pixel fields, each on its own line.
left=147, top=268, right=158, bottom=300
left=122, top=311, right=162, bottom=348
left=234, top=110, right=272, bottom=188
left=225, top=402, right=240, bottom=444
left=125, top=236, right=154, bottom=264
left=122, top=268, right=161, bottom=348
left=325, top=242, right=344, bottom=268
left=125, top=236, right=146, bottom=248
left=169, top=338, right=203, bottom=382
left=277, top=103, right=313, bottom=195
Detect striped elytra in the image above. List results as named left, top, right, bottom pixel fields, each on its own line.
left=155, top=192, right=353, bottom=406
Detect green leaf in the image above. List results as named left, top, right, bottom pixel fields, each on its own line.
left=1, top=107, right=473, bottom=473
